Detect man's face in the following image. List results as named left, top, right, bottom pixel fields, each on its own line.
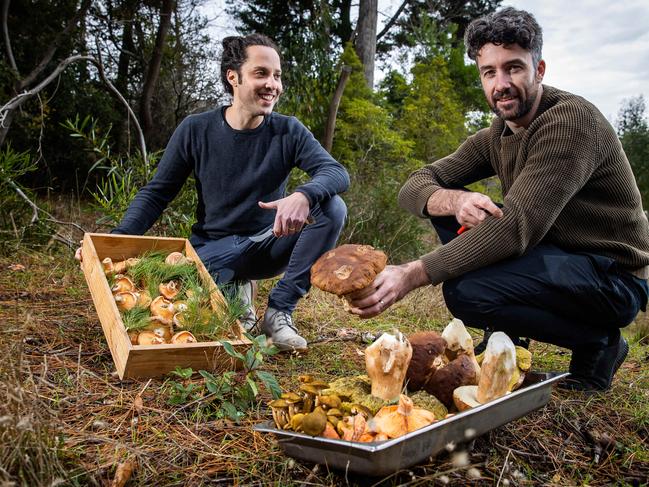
left=228, top=45, right=283, bottom=116
left=476, top=43, right=545, bottom=124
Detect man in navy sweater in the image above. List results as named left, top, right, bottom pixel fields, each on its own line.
left=98, top=34, right=349, bottom=351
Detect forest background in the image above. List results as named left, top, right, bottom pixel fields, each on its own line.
left=2, top=0, right=646, bottom=259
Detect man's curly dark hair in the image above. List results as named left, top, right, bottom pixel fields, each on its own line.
left=220, top=34, right=281, bottom=95
left=464, top=7, right=543, bottom=67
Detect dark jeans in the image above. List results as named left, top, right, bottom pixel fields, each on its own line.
left=190, top=195, right=347, bottom=314
left=433, top=216, right=648, bottom=350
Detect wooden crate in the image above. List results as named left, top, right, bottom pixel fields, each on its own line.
left=81, top=233, right=250, bottom=379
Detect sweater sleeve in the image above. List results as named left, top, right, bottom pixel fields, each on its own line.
left=398, top=128, right=495, bottom=217
left=289, top=118, right=350, bottom=206
left=112, top=118, right=194, bottom=235
left=419, top=104, right=600, bottom=284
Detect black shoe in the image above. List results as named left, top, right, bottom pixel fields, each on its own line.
left=473, top=328, right=492, bottom=355
left=474, top=329, right=529, bottom=355
left=559, top=335, right=629, bottom=392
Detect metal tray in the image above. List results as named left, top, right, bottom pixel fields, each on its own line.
left=254, top=371, right=569, bottom=476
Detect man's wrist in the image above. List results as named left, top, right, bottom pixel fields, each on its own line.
left=403, top=260, right=430, bottom=290
left=426, top=188, right=463, bottom=217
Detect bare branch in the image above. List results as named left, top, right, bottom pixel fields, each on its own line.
left=92, top=46, right=148, bottom=163
left=376, top=0, right=409, bottom=41
left=0, top=53, right=148, bottom=161
left=1, top=0, right=18, bottom=75
left=7, top=177, right=87, bottom=234
left=17, top=0, right=92, bottom=91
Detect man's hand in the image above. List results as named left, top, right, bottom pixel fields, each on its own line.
left=258, top=192, right=310, bottom=237
left=347, top=260, right=430, bottom=318
left=454, top=191, right=502, bottom=229
left=75, top=240, right=83, bottom=263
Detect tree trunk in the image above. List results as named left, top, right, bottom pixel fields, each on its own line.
left=139, top=0, right=174, bottom=147
left=323, top=66, right=352, bottom=153
left=114, top=0, right=137, bottom=153
left=355, top=0, right=378, bottom=88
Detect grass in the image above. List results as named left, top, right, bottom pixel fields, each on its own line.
left=1, top=243, right=649, bottom=485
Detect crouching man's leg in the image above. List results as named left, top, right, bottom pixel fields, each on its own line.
left=259, top=195, right=347, bottom=351
left=441, top=243, right=648, bottom=392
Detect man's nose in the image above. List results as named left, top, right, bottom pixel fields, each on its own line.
left=494, top=70, right=511, bottom=91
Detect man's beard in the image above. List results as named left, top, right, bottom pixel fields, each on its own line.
left=491, top=86, right=538, bottom=121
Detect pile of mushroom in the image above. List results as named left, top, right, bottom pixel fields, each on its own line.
left=310, top=244, right=388, bottom=309
left=105, top=253, right=197, bottom=346
left=267, top=321, right=533, bottom=442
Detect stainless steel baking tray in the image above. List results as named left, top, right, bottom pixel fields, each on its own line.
left=254, top=371, right=569, bottom=476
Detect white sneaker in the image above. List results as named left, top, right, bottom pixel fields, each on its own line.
left=261, top=306, right=307, bottom=352
left=237, top=280, right=258, bottom=332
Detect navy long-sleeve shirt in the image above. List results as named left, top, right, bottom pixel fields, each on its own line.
left=113, top=106, right=350, bottom=238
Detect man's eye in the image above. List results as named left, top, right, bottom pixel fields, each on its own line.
left=483, top=71, right=495, bottom=78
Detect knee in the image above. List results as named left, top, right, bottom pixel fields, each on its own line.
left=319, top=195, right=347, bottom=227
left=443, top=277, right=495, bottom=317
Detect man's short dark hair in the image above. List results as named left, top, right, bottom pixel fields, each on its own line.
left=220, top=33, right=281, bottom=95
left=464, top=7, right=543, bottom=67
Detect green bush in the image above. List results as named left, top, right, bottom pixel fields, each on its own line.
left=0, top=145, right=53, bottom=252
left=65, top=115, right=197, bottom=237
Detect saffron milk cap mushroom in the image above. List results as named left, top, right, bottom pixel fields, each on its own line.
left=170, top=331, right=196, bottom=344
left=111, top=275, right=135, bottom=294
left=114, top=291, right=138, bottom=311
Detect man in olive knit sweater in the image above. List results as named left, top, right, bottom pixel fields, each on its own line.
left=348, top=8, right=649, bottom=391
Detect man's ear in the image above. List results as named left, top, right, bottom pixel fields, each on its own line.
left=227, top=69, right=238, bottom=89
left=536, top=59, right=546, bottom=82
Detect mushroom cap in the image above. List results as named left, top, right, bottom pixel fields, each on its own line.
left=405, top=331, right=448, bottom=392
left=150, top=296, right=174, bottom=321
left=425, top=354, right=479, bottom=408
left=114, top=291, right=138, bottom=311
left=453, top=385, right=481, bottom=411
left=137, top=331, right=165, bottom=345
left=165, top=251, right=191, bottom=266
left=170, top=331, right=196, bottom=344
left=310, top=244, right=388, bottom=296
left=111, top=275, right=135, bottom=294
left=135, top=290, right=152, bottom=308
left=159, top=280, right=180, bottom=300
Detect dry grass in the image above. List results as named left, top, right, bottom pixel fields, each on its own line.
left=1, top=240, right=648, bottom=486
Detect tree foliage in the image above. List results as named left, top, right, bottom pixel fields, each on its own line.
left=617, top=96, right=649, bottom=208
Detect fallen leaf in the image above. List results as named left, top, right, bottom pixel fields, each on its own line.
left=8, top=263, right=26, bottom=271
left=133, top=395, right=143, bottom=414
left=111, top=459, right=136, bottom=487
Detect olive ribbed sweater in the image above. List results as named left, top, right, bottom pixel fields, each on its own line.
left=398, top=85, right=649, bottom=285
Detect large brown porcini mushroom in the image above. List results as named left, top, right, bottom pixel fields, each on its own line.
left=441, top=318, right=481, bottom=380
left=369, top=394, right=436, bottom=439
left=365, top=331, right=412, bottom=401
left=159, top=280, right=180, bottom=300
left=310, top=244, right=388, bottom=300
left=424, top=354, right=479, bottom=408
left=476, top=332, right=518, bottom=403
left=405, top=331, right=448, bottom=392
